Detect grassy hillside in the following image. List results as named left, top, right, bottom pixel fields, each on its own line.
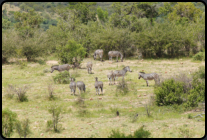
left=2, top=56, right=205, bottom=138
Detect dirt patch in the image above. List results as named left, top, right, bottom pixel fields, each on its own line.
left=46, top=60, right=59, bottom=65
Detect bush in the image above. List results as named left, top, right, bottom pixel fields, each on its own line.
left=47, top=82, right=56, bottom=100
left=56, top=39, right=86, bottom=65
left=154, top=79, right=185, bottom=106
left=155, top=67, right=205, bottom=108
left=2, top=108, right=17, bottom=138
left=192, top=52, right=205, bottom=61
left=116, top=79, right=129, bottom=96
left=52, top=71, right=71, bottom=84
left=184, top=66, right=205, bottom=108
left=15, top=118, right=31, bottom=138
left=47, top=104, right=62, bottom=132
left=108, top=126, right=151, bottom=138
left=37, top=59, right=46, bottom=65
left=8, top=84, right=30, bottom=102
left=16, top=60, right=27, bottom=69
left=2, top=30, right=18, bottom=64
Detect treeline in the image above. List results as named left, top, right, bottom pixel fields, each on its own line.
left=2, top=2, right=205, bottom=64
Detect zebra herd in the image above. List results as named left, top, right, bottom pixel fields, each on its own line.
left=50, top=49, right=160, bottom=96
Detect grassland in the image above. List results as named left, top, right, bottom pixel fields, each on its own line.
left=2, top=56, right=205, bottom=138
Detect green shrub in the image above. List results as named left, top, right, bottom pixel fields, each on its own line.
left=56, top=39, right=86, bottom=64
left=47, top=104, right=62, bottom=132
left=192, top=52, right=205, bottom=61
left=108, top=126, right=151, bottom=138
left=188, top=114, right=193, bottom=119
left=17, top=60, right=27, bottom=69
left=15, top=118, right=31, bottom=138
left=155, top=66, right=205, bottom=108
left=52, top=71, right=71, bottom=84
left=154, top=79, right=185, bottom=106
left=2, top=108, right=17, bottom=138
left=37, top=59, right=46, bottom=65
left=184, top=66, right=205, bottom=108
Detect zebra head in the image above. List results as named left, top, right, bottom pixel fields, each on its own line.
left=138, top=72, right=145, bottom=79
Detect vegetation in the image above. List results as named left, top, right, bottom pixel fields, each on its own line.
left=2, top=108, right=17, bottom=138
left=15, top=118, right=31, bottom=138
left=192, top=52, right=205, bottom=61
left=108, top=126, right=151, bottom=138
left=52, top=71, right=71, bottom=84
left=2, top=2, right=205, bottom=138
left=155, top=66, right=205, bottom=108
left=47, top=104, right=62, bottom=132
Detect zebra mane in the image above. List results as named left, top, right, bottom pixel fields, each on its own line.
left=51, top=65, right=59, bottom=68
left=139, top=71, right=145, bottom=74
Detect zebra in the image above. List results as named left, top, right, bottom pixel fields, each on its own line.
left=113, top=66, right=132, bottom=83
left=93, top=49, right=103, bottom=61
left=86, top=62, right=93, bottom=74
left=108, top=51, right=123, bottom=62
left=94, top=77, right=103, bottom=95
left=138, top=72, right=160, bottom=87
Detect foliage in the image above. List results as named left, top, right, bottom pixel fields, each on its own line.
left=184, top=66, right=205, bottom=108
left=155, top=67, right=205, bottom=108
left=37, top=59, right=46, bottom=65
left=52, top=71, right=71, bottom=84
left=15, top=118, right=31, bottom=138
left=7, top=84, right=30, bottom=102
left=192, top=52, right=205, bottom=61
left=97, top=6, right=108, bottom=22
left=108, top=126, right=151, bottom=138
left=134, top=20, right=197, bottom=58
left=136, top=2, right=159, bottom=25
left=56, top=39, right=86, bottom=64
left=2, top=18, right=11, bottom=29
left=2, top=30, right=18, bottom=64
left=154, top=79, right=185, bottom=106
left=168, top=2, right=202, bottom=23
left=14, top=9, right=43, bottom=39
left=47, top=82, right=56, bottom=100
left=47, top=104, right=62, bottom=132
left=2, top=108, right=17, bottom=138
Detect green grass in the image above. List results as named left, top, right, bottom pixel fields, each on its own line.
left=2, top=57, right=205, bottom=138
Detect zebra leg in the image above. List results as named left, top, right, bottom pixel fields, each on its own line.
left=116, top=56, right=118, bottom=62
left=146, top=80, right=149, bottom=87
left=108, top=78, right=110, bottom=85
left=101, top=87, right=103, bottom=94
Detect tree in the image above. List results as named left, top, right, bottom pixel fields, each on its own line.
left=14, top=9, right=43, bottom=39
left=136, top=2, right=159, bottom=26
left=14, top=10, right=45, bottom=61
left=2, top=29, right=18, bottom=64
left=2, top=18, right=11, bottom=29
left=97, top=6, right=108, bottom=22
left=168, top=2, right=202, bottom=24
left=56, top=40, right=86, bottom=66
left=68, top=2, right=97, bottom=24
